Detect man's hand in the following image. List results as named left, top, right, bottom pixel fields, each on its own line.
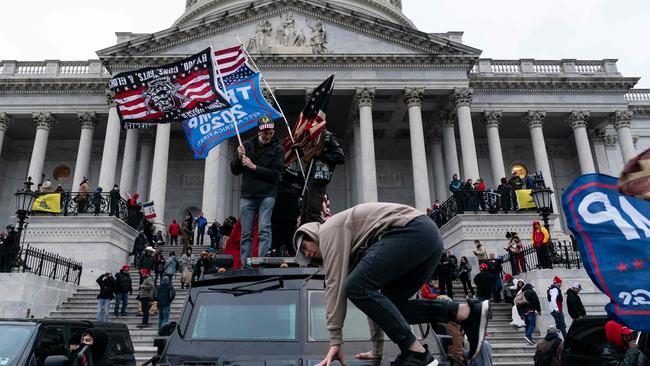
left=355, top=351, right=380, bottom=360
left=628, top=341, right=639, bottom=349
left=237, top=145, right=246, bottom=159
left=315, top=345, right=347, bottom=366
left=242, top=156, right=256, bottom=171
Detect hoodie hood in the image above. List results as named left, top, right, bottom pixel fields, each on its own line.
left=532, top=220, right=540, bottom=228
left=605, top=320, right=633, bottom=350
left=84, top=327, right=109, bottom=358
left=522, top=283, right=534, bottom=292
left=293, top=222, right=321, bottom=266
left=160, top=276, right=171, bottom=288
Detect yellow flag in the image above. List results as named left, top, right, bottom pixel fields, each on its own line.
left=32, top=194, right=62, bottom=213
left=516, top=189, right=537, bottom=209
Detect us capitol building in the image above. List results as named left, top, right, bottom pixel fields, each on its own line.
left=1, top=0, right=649, bottom=235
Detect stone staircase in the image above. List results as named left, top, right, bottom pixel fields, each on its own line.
left=47, top=244, right=211, bottom=364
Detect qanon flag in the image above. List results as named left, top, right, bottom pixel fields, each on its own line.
left=108, top=48, right=230, bottom=129
left=182, top=61, right=282, bottom=159
left=562, top=173, right=650, bottom=331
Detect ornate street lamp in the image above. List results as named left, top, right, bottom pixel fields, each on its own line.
left=15, top=177, right=36, bottom=232
left=530, top=184, right=554, bottom=234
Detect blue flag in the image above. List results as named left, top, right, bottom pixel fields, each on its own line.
left=562, top=173, right=650, bottom=331
left=182, top=63, right=282, bottom=159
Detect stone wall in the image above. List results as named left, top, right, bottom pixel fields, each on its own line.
left=0, top=272, right=77, bottom=318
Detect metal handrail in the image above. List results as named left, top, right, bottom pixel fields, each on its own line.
left=0, top=244, right=83, bottom=285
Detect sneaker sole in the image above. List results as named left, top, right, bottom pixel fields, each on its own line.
left=428, top=360, right=439, bottom=366
left=469, top=300, right=490, bottom=361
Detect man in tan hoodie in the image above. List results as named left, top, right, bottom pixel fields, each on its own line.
left=294, top=202, right=490, bottom=366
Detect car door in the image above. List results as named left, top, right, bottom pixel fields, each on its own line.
left=31, top=325, right=67, bottom=366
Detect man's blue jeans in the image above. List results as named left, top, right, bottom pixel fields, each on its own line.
left=524, top=312, right=536, bottom=339
left=551, top=310, right=567, bottom=338
left=97, top=299, right=111, bottom=321
left=158, top=306, right=171, bottom=329
left=114, top=292, right=128, bottom=315
left=239, top=197, right=275, bottom=267
left=345, top=215, right=458, bottom=351
left=490, top=274, right=503, bottom=302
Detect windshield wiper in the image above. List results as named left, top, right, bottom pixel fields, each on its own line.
left=208, top=276, right=284, bottom=297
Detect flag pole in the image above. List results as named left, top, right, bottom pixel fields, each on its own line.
left=235, top=35, right=306, bottom=178
left=212, top=46, right=244, bottom=147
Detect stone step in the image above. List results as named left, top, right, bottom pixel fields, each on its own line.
left=493, top=362, right=534, bottom=366
left=492, top=353, right=537, bottom=363
left=489, top=343, right=536, bottom=354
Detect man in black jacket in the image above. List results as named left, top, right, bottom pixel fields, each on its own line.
left=515, top=283, right=541, bottom=345
left=96, top=273, right=114, bottom=322
left=300, top=130, right=344, bottom=224
left=473, top=263, right=492, bottom=301
left=566, top=282, right=586, bottom=320
left=113, top=265, right=132, bottom=317
left=231, top=119, right=284, bottom=267
left=435, top=252, right=455, bottom=299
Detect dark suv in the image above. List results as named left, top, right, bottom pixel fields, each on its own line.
left=153, top=267, right=459, bottom=366
left=0, top=319, right=135, bottom=366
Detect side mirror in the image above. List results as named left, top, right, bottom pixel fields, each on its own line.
left=43, top=355, right=70, bottom=366
left=153, top=337, right=167, bottom=356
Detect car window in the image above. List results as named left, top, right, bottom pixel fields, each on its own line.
left=105, top=330, right=135, bottom=356
left=188, top=290, right=298, bottom=340
left=308, top=290, right=371, bottom=341
left=0, top=325, right=35, bottom=366
left=34, top=326, right=66, bottom=366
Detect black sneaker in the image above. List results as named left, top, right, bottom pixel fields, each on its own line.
left=392, top=349, right=438, bottom=366
left=459, top=300, right=490, bottom=361
left=523, top=336, right=535, bottom=345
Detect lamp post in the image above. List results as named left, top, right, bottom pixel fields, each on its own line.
left=15, top=177, right=36, bottom=233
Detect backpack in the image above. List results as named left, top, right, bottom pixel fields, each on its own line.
left=533, top=337, right=560, bottom=366
left=514, top=291, right=529, bottom=306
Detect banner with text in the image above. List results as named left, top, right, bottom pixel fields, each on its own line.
left=562, top=174, right=650, bottom=331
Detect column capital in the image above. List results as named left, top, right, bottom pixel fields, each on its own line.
left=427, top=128, right=442, bottom=143
left=440, top=110, right=457, bottom=128
left=481, top=110, right=502, bottom=128
left=610, top=110, right=633, bottom=129
left=565, top=110, right=590, bottom=129
left=451, top=87, right=473, bottom=107
left=77, top=112, right=99, bottom=129
left=0, top=112, right=12, bottom=130
left=403, top=87, right=424, bottom=107
left=523, top=110, right=546, bottom=129
left=32, top=112, right=56, bottom=129
left=354, top=87, right=375, bottom=108
left=105, top=89, right=117, bottom=107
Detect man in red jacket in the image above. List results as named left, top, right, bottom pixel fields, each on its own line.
left=168, top=219, right=180, bottom=246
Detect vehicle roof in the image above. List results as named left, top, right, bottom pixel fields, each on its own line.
left=195, top=267, right=324, bottom=286
left=0, top=319, right=130, bottom=329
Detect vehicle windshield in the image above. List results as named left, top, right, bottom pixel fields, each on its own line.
left=309, top=290, right=371, bottom=341
left=0, top=325, right=34, bottom=366
left=187, top=289, right=298, bottom=340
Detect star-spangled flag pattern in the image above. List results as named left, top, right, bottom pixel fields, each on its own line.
left=108, top=48, right=230, bottom=128
left=214, top=45, right=247, bottom=77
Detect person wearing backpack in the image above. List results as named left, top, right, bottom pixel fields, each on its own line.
left=163, top=251, right=179, bottom=283
left=155, top=276, right=176, bottom=330
left=516, top=282, right=541, bottom=345
left=534, top=326, right=563, bottom=366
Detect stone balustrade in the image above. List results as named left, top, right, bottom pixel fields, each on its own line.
left=626, top=89, right=650, bottom=102
left=0, top=60, right=109, bottom=78
left=471, top=58, right=618, bottom=75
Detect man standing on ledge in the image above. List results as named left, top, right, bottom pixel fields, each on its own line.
left=293, top=202, right=490, bottom=366
left=231, top=118, right=284, bottom=267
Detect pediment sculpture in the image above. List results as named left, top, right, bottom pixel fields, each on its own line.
left=247, top=12, right=328, bottom=55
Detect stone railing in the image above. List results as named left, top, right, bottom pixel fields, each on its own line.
left=626, top=89, right=650, bottom=102
left=0, top=60, right=110, bottom=78
left=471, top=59, right=618, bottom=76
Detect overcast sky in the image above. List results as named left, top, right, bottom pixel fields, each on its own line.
left=1, top=0, right=649, bottom=87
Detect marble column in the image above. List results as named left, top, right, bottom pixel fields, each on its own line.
left=452, top=87, right=480, bottom=180
left=98, top=95, right=123, bottom=190
left=590, top=130, right=611, bottom=176
left=440, top=110, right=460, bottom=181
left=27, top=112, right=55, bottom=182
left=428, top=129, right=447, bottom=201
left=524, top=111, right=557, bottom=210
left=611, top=110, right=636, bottom=163
left=482, top=111, right=506, bottom=188
left=119, top=129, right=139, bottom=196
left=351, top=116, right=363, bottom=205
left=72, top=112, right=98, bottom=190
left=0, top=113, right=12, bottom=158
left=202, top=143, right=226, bottom=222
left=355, top=88, right=378, bottom=203
left=566, top=111, right=595, bottom=174
left=149, top=123, right=171, bottom=229
left=404, top=87, right=431, bottom=210
left=136, top=132, right=154, bottom=201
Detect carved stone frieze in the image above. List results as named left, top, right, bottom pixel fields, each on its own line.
left=354, top=87, right=375, bottom=108
left=246, top=12, right=328, bottom=55
left=610, top=110, right=633, bottom=129
left=403, top=87, right=424, bottom=107
left=481, top=110, right=502, bottom=128
left=33, top=112, right=56, bottom=129
left=77, top=112, right=99, bottom=129
left=565, top=110, right=590, bottom=129
left=451, top=87, right=473, bottom=107
left=0, top=112, right=12, bottom=130
left=440, top=110, right=457, bottom=128
left=523, top=110, right=546, bottom=129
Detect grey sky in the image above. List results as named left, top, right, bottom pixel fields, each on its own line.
left=2, top=0, right=648, bottom=87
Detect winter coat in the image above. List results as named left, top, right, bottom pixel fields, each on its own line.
left=73, top=328, right=109, bottom=366
left=164, top=256, right=178, bottom=275
left=435, top=256, right=456, bottom=281
left=179, top=254, right=195, bottom=271
left=221, top=219, right=234, bottom=236
left=473, top=245, right=488, bottom=260
left=114, top=271, right=132, bottom=294
left=153, top=255, right=165, bottom=274
left=140, top=276, right=155, bottom=299
left=155, top=277, right=176, bottom=307
left=196, top=216, right=208, bottom=230
left=168, top=222, right=180, bottom=237
left=474, top=271, right=492, bottom=299
left=311, top=131, right=345, bottom=184
left=230, top=135, right=284, bottom=198
left=566, top=289, right=586, bottom=320
left=96, top=274, right=115, bottom=300
left=534, top=331, right=563, bottom=366
left=601, top=321, right=648, bottom=366
left=139, top=253, right=154, bottom=271
left=132, top=235, right=146, bottom=253
left=517, top=284, right=542, bottom=315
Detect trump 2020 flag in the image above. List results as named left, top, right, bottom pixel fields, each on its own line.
left=182, top=53, right=282, bottom=159
left=562, top=173, right=650, bottom=331
left=108, top=48, right=230, bottom=129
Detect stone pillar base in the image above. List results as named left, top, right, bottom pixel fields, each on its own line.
left=23, top=216, right=138, bottom=287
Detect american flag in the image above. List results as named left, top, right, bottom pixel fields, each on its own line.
left=109, top=48, right=230, bottom=125
left=284, top=75, right=335, bottom=164
left=221, top=63, right=257, bottom=87
left=214, top=45, right=247, bottom=77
